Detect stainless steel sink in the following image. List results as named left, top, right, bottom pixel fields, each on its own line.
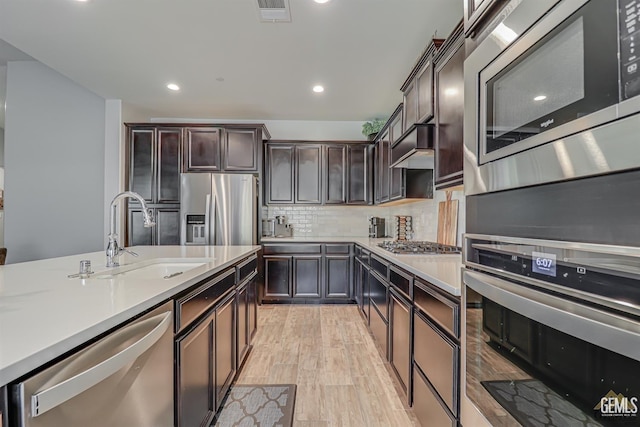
left=92, top=259, right=210, bottom=280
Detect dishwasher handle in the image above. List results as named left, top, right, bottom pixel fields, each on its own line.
left=31, top=311, right=172, bottom=417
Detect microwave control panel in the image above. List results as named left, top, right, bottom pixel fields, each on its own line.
left=620, top=0, right=640, bottom=99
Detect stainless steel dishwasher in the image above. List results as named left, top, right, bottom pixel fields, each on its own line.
left=10, top=301, right=174, bottom=427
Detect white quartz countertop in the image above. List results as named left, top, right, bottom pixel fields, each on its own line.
left=0, top=245, right=260, bottom=387
left=261, top=237, right=462, bottom=296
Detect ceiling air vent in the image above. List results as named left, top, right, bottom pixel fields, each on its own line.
left=256, top=0, right=291, bottom=23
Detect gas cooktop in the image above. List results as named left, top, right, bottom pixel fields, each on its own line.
left=377, top=240, right=461, bottom=255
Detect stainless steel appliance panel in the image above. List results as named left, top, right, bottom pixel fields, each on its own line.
left=180, top=173, right=212, bottom=245
left=211, top=174, right=257, bottom=246
left=180, top=173, right=257, bottom=246
left=464, top=0, right=640, bottom=195
left=12, top=301, right=174, bottom=427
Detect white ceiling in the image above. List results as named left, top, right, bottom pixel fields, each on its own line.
left=0, top=0, right=462, bottom=122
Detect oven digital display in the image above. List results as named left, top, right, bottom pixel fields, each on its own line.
left=532, top=251, right=557, bottom=277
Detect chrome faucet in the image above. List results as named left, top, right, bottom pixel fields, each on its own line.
left=106, top=191, right=156, bottom=267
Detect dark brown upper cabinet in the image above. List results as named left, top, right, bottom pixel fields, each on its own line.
left=223, top=128, right=259, bottom=172
left=346, top=144, right=371, bottom=205
left=400, top=39, right=443, bottom=131
left=265, top=144, right=295, bottom=204
left=389, top=107, right=405, bottom=202
left=185, top=127, right=222, bottom=172
left=265, top=141, right=372, bottom=206
left=128, top=126, right=181, bottom=205
left=295, top=145, right=322, bottom=204
left=185, top=125, right=266, bottom=173
left=325, top=145, right=347, bottom=204
left=376, top=132, right=391, bottom=204
left=434, top=22, right=465, bottom=189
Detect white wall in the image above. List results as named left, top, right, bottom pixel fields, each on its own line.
left=0, top=128, right=4, bottom=166
left=5, top=61, right=106, bottom=263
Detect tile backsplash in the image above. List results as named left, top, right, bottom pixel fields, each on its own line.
left=263, top=189, right=465, bottom=245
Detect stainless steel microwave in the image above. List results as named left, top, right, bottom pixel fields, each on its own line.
left=464, top=0, right=640, bottom=195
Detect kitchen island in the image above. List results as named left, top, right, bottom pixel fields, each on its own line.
left=0, top=245, right=260, bottom=388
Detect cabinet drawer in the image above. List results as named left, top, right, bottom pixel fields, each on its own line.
left=370, top=303, right=388, bottom=360
left=370, top=254, right=388, bottom=278
left=389, top=266, right=412, bottom=300
left=414, top=279, right=460, bottom=338
left=414, top=310, right=459, bottom=416
left=263, top=244, right=322, bottom=255
left=325, top=244, right=351, bottom=254
left=176, top=268, right=235, bottom=332
left=413, top=365, right=456, bottom=427
left=369, top=271, right=388, bottom=321
left=236, top=255, right=258, bottom=284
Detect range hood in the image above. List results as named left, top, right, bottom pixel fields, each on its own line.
left=390, top=124, right=434, bottom=169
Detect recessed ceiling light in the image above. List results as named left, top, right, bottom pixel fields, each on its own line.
left=313, top=85, right=325, bottom=93
left=444, top=88, right=459, bottom=96
left=534, top=95, right=547, bottom=101
left=75, top=0, right=89, bottom=2
left=167, top=83, right=180, bottom=91
left=314, top=0, right=331, bottom=3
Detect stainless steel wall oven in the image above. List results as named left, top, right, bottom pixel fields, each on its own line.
left=463, top=1, right=640, bottom=425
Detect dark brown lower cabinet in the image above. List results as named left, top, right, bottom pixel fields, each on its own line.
left=414, top=310, right=459, bottom=417
left=413, top=364, right=456, bottom=427
left=261, top=244, right=352, bottom=302
left=264, top=256, right=292, bottom=297
left=237, top=281, right=249, bottom=368
left=176, top=311, right=215, bottom=427
left=390, top=289, right=411, bottom=401
left=370, top=302, right=388, bottom=360
left=215, top=293, right=236, bottom=408
left=293, top=256, right=322, bottom=297
left=325, top=255, right=351, bottom=298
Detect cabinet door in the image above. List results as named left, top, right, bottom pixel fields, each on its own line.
left=417, top=60, right=435, bottom=123
left=176, top=312, right=215, bottom=427
left=354, top=259, right=363, bottom=307
left=325, top=145, right=346, bottom=204
left=293, top=256, right=322, bottom=298
left=295, top=145, right=322, bottom=204
left=128, top=209, right=154, bottom=246
left=435, top=38, right=465, bottom=188
left=390, top=291, right=411, bottom=398
left=403, top=81, right=418, bottom=132
left=413, top=365, right=456, bottom=427
left=215, top=294, right=236, bottom=408
left=237, top=284, right=249, bottom=367
left=156, top=208, right=180, bottom=245
left=325, top=255, right=351, bottom=298
left=185, top=127, right=221, bottom=171
left=265, top=145, right=294, bottom=204
left=264, top=256, right=292, bottom=297
left=248, top=275, right=258, bottom=340
left=129, top=128, right=154, bottom=203
left=378, top=134, right=390, bottom=203
left=347, top=145, right=369, bottom=205
left=389, top=114, right=404, bottom=201
left=157, top=129, right=181, bottom=203
left=224, top=128, right=258, bottom=172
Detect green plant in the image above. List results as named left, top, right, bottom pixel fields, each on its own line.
left=362, top=119, right=386, bottom=137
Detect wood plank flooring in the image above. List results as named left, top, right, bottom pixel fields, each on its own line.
left=235, top=305, right=419, bottom=426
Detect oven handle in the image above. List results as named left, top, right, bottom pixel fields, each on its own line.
left=464, top=269, right=640, bottom=362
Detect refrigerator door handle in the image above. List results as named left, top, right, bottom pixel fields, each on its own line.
left=204, top=194, right=211, bottom=245
left=211, top=194, right=217, bottom=245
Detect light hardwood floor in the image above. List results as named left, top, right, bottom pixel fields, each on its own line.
left=235, top=305, right=419, bottom=426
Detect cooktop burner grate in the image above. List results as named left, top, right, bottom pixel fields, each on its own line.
left=377, top=240, right=461, bottom=254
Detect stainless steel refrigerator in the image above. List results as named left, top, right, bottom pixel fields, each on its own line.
left=180, top=173, right=258, bottom=245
